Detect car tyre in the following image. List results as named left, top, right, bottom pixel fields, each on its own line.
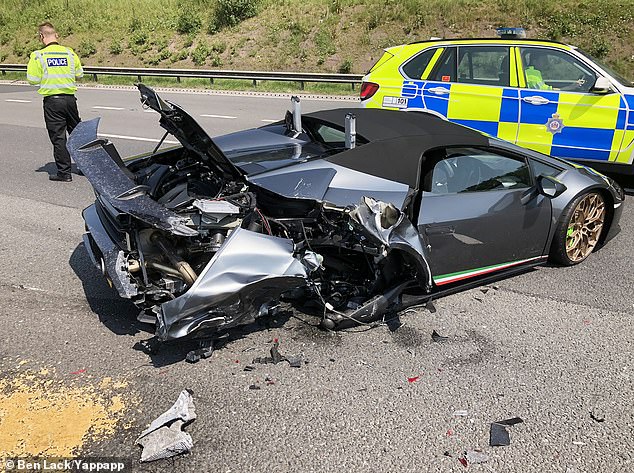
left=549, top=191, right=606, bottom=266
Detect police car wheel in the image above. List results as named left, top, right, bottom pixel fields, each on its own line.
left=549, top=191, right=606, bottom=266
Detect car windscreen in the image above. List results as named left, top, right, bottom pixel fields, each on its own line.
left=577, top=49, right=633, bottom=87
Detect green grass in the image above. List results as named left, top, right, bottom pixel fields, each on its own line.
left=1, top=0, right=632, bottom=81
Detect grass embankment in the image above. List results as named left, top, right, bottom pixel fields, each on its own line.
left=1, top=0, right=633, bottom=91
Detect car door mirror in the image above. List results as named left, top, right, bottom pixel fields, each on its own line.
left=537, top=175, right=566, bottom=198
left=590, top=76, right=613, bottom=94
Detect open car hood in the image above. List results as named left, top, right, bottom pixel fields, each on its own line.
left=138, top=84, right=244, bottom=181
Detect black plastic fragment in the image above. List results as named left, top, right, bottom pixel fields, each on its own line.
left=490, top=423, right=510, bottom=446
left=590, top=411, right=605, bottom=423
left=185, top=340, right=214, bottom=364
left=243, top=365, right=256, bottom=372
left=249, top=384, right=261, bottom=390
left=496, top=417, right=524, bottom=426
left=386, top=315, right=402, bottom=332
left=431, top=330, right=449, bottom=342
left=134, top=336, right=161, bottom=355
left=490, top=417, right=524, bottom=446
left=426, top=301, right=437, bottom=313
left=252, top=341, right=303, bottom=368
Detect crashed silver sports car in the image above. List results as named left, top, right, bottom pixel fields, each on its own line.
left=70, top=85, right=624, bottom=342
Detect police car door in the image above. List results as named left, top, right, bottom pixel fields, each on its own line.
left=417, top=146, right=551, bottom=286
left=516, top=47, right=624, bottom=162
left=414, top=45, right=521, bottom=145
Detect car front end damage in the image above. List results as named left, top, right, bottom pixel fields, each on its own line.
left=70, top=86, right=432, bottom=342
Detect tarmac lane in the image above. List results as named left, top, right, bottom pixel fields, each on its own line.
left=0, top=83, right=632, bottom=472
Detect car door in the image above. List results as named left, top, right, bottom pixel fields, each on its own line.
left=417, top=146, right=551, bottom=285
left=516, top=46, right=625, bottom=162
left=404, top=45, right=521, bottom=145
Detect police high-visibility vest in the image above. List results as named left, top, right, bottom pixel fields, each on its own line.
left=27, top=43, right=84, bottom=96
left=525, top=66, right=552, bottom=91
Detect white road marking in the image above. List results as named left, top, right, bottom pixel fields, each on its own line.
left=98, top=133, right=179, bottom=144
left=261, top=119, right=278, bottom=123
left=200, top=114, right=237, bottom=119
left=92, top=106, right=125, bottom=110
left=5, top=99, right=31, bottom=103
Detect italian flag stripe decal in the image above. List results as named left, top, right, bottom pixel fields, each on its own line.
left=433, top=256, right=547, bottom=286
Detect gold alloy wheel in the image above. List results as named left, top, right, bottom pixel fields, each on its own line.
left=566, top=192, right=605, bottom=263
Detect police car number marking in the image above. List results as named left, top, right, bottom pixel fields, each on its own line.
left=382, top=96, right=408, bottom=109
left=46, top=57, right=68, bottom=67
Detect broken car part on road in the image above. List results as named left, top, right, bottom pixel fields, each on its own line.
left=70, top=85, right=624, bottom=344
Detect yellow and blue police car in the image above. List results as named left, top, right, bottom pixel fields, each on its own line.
left=360, top=28, right=634, bottom=175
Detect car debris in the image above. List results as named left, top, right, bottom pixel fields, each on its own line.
left=490, top=417, right=524, bottom=447
left=589, top=409, right=605, bottom=423
left=431, top=330, right=449, bottom=342
left=185, top=340, right=214, bottom=363
left=465, top=450, right=489, bottom=464
left=453, top=410, right=468, bottom=416
left=252, top=340, right=303, bottom=368
left=137, top=390, right=196, bottom=462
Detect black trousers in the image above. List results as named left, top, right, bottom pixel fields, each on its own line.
left=43, top=94, right=81, bottom=177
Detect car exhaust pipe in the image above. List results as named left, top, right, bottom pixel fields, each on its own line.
left=291, top=96, right=302, bottom=133
left=345, top=113, right=356, bottom=149
left=150, top=233, right=198, bottom=286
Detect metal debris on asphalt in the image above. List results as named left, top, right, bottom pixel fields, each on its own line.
left=431, top=330, right=449, bottom=342
left=252, top=340, right=303, bottom=368
left=490, top=417, right=524, bottom=447
left=137, top=390, right=196, bottom=462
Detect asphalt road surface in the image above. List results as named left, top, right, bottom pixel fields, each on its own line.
left=0, top=82, right=632, bottom=472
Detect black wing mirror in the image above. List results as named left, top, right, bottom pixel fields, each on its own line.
left=537, top=175, right=567, bottom=198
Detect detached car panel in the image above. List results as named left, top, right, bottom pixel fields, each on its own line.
left=72, top=85, right=624, bottom=342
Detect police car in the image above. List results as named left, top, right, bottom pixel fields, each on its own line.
left=360, top=28, right=634, bottom=175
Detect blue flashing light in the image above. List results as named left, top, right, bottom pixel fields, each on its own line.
left=496, top=27, right=527, bottom=39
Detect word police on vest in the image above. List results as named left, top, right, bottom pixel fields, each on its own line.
left=46, top=57, right=68, bottom=67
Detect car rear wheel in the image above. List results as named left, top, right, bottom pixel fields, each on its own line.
left=550, top=191, right=606, bottom=265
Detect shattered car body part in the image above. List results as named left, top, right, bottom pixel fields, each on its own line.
left=252, top=340, right=303, bottom=367
left=72, top=85, right=624, bottom=343
left=431, top=330, right=449, bottom=342
left=465, top=450, right=489, bottom=464
left=137, top=390, right=196, bottom=462
left=490, top=417, right=524, bottom=447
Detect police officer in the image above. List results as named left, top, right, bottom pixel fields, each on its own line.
left=525, top=54, right=553, bottom=91
left=27, top=22, right=83, bottom=182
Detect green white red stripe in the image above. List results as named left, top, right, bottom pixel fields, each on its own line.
left=433, top=256, right=547, bottom=286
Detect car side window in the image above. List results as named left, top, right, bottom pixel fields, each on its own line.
left=529, top=159, right=562, bottom=178
left=520, top=47, right=597, bottom=92
left=429, top=47, right=456, bottom=83
left=425, top=147, right=531, bottom=194
left=457, top=46, right=510, bottom=87
left=402, top=48, right=437, bottom=80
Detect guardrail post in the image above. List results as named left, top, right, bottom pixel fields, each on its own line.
left=252, top=79, right=257, bottom=87
left=177, top=76, right=181, bottom=83
left=299, top=81, right=304, bottom=90
left=138, top=75, right=142, bottom=82
left=93, top=73, right=97, bottom=81
left=210, top=78, right=214, bottom=85
left=351, top=82, right=355, bottom=91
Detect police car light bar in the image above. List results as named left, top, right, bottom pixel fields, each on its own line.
left=496, top=27, right=527, bottom=39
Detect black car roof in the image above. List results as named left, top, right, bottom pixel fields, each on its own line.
left=305, top=108, right=489, bottom=188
